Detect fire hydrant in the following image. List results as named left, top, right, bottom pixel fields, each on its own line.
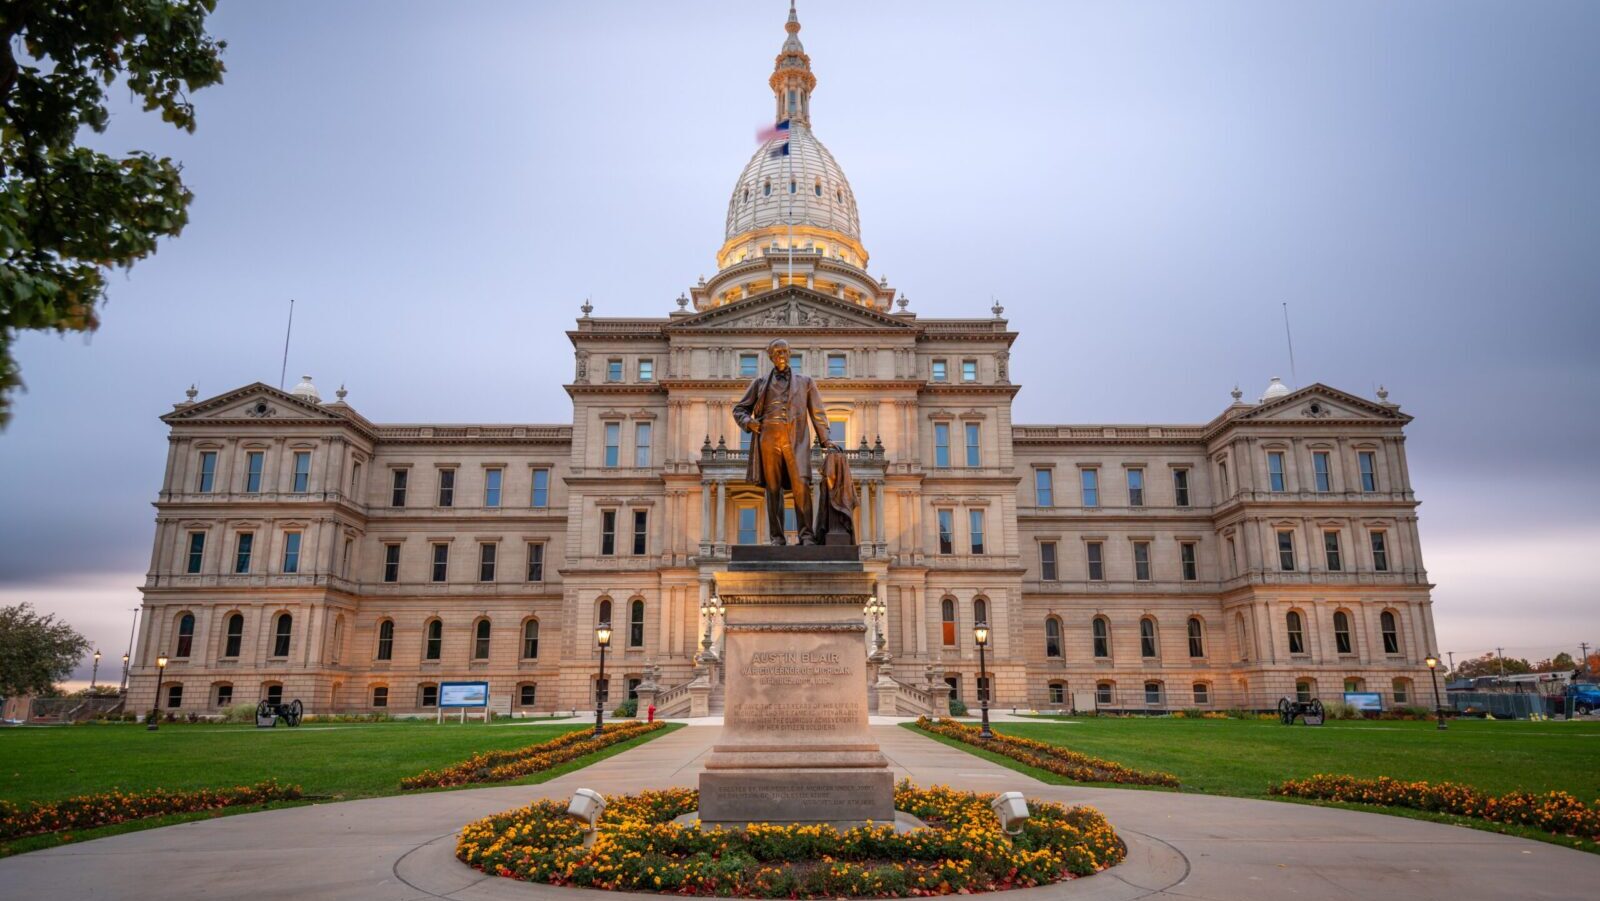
left=647, top=704, right=656, bottom=723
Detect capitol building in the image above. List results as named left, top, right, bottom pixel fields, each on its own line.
left=127, top=6, right=1438, bottom=719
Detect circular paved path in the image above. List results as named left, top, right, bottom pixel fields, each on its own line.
left=1, top=724, right=1594, bottom=900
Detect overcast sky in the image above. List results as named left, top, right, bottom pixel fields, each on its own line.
left=2, top=1, right=1597, bottom=682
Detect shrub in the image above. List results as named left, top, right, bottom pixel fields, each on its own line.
left=400, top=721, right=664, bottom=790
left=612, top=698, right=638, bottom=718
left=1271, top=774, right=1600, bottom=840
left=1319, top=701, right=1363, bottom=720
left=916, top=717, right=1179, bottom=787
left=947, top=698, right=968, bottom=716
left=0, top=780, right=301, bottom=841
left=221, top=702, right=258, bottom=723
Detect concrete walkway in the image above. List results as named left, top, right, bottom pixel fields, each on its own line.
left=0, top=724, right=1594, bottom=900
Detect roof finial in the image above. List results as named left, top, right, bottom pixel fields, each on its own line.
left=1230, top=384, right=1243, bottom=402
left=770, top=0, right=815, bottom=127
left=580, top=297, right=593, bottom=318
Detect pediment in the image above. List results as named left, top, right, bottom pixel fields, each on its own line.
left=1237, top=384, right=1409, bottom=424
left=669, top=287, right=912, bottom=332
left=162, top=383, right=346, bottom=424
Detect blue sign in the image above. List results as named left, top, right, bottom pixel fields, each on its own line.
left=439, top=681, right=489, bottom=708
left=1344, top=691, right=1383, bottom=713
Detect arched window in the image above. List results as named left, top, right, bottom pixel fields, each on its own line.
left=418, top=683, right=439, bottom=707
left=629, top=599, right=646, bottom=648
left=1044, top=616, right=1063, bottom=658
left=1380, top=610, right=1401, bottom=655
left=1048, top=681, right=1066, bottom=705
left=1092, top=616, right=1110, bottom=658
left=424, top=618, right=442, bottom=660
left=272, top=613, right=292, bottom=657
left=836, top=189, right=843, bottom=203
left=473, top=619, right=491, bottom=660
left=213, top=682, right=233, bottom=708
left=1139, top=618, right=1158, bottom=658
left=1143, top=681, right=1163, bottom=705
left=598, top=598, right=613, bottom=628
left=788, top=179, right=796, bottom=194
left=814, top=178, right=822, bottom=196
left=522, top=619, right=540, bottom=659
left=175, top=613, right=195, bottom=657
left=940, top=598, right=956, bottom=646
left=1187, top=617, right=1205, bottom=658
left=973, top=597, right=988, bottom=627
left=1295, top=679, right=1313, bottom=703
left=743, top=187, right=750, bottom=202
left=763, top=179, right=771, bottom=197
left=1095, top=681, right=1114, bottom=705
left=376, top=619, right=394, bottom=660
left=263, top=681, right=284, bottom=706
left=371, top=685, right=388, bottom=708
left=1285, top=611, right=1306, bottom=655
left=1333, top=611, right=1353, bottom=655
left=1192, top=682, right=1210, bottom=705
left=223, top=613, right=244, bottom=658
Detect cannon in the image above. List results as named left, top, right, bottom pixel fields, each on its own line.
left=1278, top=696, right=1325, bottom=726
left=256, top=698, right=304, bottom=728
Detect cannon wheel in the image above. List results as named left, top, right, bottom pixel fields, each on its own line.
left=1277, top=696, right=1294, bottom=725
left=256, top=700, right=274, bottom=724
left=285, top=699, right=304, bottom=727
left=1308, top=698, right=1324, bottom=723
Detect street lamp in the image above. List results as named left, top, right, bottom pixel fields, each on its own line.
left=700, top=592, right=725, bottom=654
left=593, top=623, right=612, bottom=737
left=120, top=653, right=130, bottom=696
left=973, top=622, right=993, bottom=740
left=863, top=593, right=886, bottom=653
left=90, top=650, right=102, bottom=691
left=1425, top=655, right=1447, bottom=731
left=147, top=654, right=169, bottom=731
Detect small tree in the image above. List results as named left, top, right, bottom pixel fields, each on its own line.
left=1531, top=652, right=1575, bottom=673
left=0, top=602, right=90, bottom=697
left=1454, top=652, right=1532, bottom=679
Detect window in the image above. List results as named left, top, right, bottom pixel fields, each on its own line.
left=1173, top=469, right=1190, bottom=507
left=931, top=359, right=947, bottom=382
left=431, top=543, right=449, bottom=582
left=1096, top=681, right=1113, bottom=705
left=788, top=352, right=803, bottom=373
left=1381, top=611, right=1401, bottom=655
left=629, top=599, right=646, bottom=647
left=234, top=533, right=254, bottom=574
left=175, top=613, right=195, bottom=657
left=739, top=353, right=759, bottom=377
left=763, top=179, right=771, bottom=197
left=1370, top=531, right=1390, bottom=571
left=292, top=451, right=311, bottom=493
left=632, top=510, right=648, bottom=555
left=376, top=620, right=394, bottom=660
left=940, top=598, right=956, bottom=646
left=739, top=428, right=752, bottom=451
left=1092, top=617, right=1110, bottom=658
left=601, top=510, right=617, bottom=555
left=1081, top=469, right=1099, bottom=507
left=1268, top=451, right=1286, bottom=492
left=1192, top=682, right=1210, bottom=705
left=969, top=510, right=986, bottom=554
left=223, top=613, right=243, bottom=657
left=1359, top=451, right=1377, bottom=492
left=937, top=509, right=954, bottom=554
left=603, top=423, right=620, bottom=467
left=197, top=451, right=217, bottom=492
left=1296, top=680, right=1313, bottom=703
left=1226, top=537, right=1238, bottom=577
left=1313, top=451, right=1332, bottom=492
left=265, top=683, right=283, bottom=706
left=484, top=468, right=502, bottom=507
left=530, top=468, right=550, bottom=507
left=1333, top=611, right=1353, bottom=654
left=1286, top=611, right=1306, bottom=655
left=634, top=422, right=652, bottom=468
left=1133, top=541, right=1151, bottom=581
left=478, top=542, right=496, bottom=581
left=783, top=502, right=798, bottom=534
left=1049, top=682, right=1066, bottom=705
left=1277, top=530, right=1296, bottom=571
left=1139, top=618, right=1158, bottom=657
left=281, top=532, right=301, bottom=573
left=1323, top=531, right=1343, bottom=571
left=437, top=468, right=455, bottom=506
left=598, top=598, right=613, bottom=627
left=245, top=451, right=264, bottom=493
left=372, top=686, right=388, bottom=708
left=1180, top=542, right=1197, bottom=581
left=1344, top=678, right=1363, bottom=693
left=526, top=542, right=545, bottom=582
left=390, top=469, right=408, bottom=506
left=419, top=684, right=438, bottom=707
left=976, top=675, right=991, bottom=703
left=522, top=619, right=540, bottom=658
left=1035, top=469, right=1054, bottom=507
left=1144, top=681, right=1162, bottom=705
left=945, top=676, right=960, bottom=700
left=1127, top=469, right=1144, bottom=506
left=814, top=178, right=822, bottom=196
left=964, top=423, right=980, bottom=467
left=350, top=462, right=361, bottom=497
left=186, top=531, right=205, bottom=574
left=827, top=419, right=846, bottom=445
left=933, top=422, right=951, bottom=467
left=595, top=677, right=610, bottom=704
left=474, top=619, right=491, bottom=659
left=424, top=619, right=442, bottom=660
left=961, top=360, right=977, bottom=382
left=1039, top=541, right=1058, bottom=581
left=1392, top=678, right=1411, bottom=704
left=605, top=359, right=623, bottom=382
left=519, top=683, right=537, bottom=706
left=973, top=597, right=988, bottom=626
left=166, top=684, right=183, bottom=708
left=827, top=354, right=846, bottom=377
left=737, top=507, right=757, bottom=545
left=1187, top=617, right=1205, bottom=658
left=1218, top=459, right=1231, bottom=496
left=382, top=544, right=400, bottom=582
left=1086, top=541, right=1104, bottom=581
left=273, top=614, right=292, bottom=657
left=216, top=684, right=233, bottom=707
left=1235, top=613, right=1249, bottom=661
left=1045, top=617, right=1063, bottom=658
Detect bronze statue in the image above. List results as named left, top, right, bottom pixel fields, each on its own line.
left=732, top=338, right=835, bottom=545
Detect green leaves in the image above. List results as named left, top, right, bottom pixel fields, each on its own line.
left=0, top=602, right=91, bottom=698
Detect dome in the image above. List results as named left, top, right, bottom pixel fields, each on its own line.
left=725, top=125, right=860, bottom=243
left=291, top=374, right=321, bottom=403
left=1259, top=377, right=1290, bottom=403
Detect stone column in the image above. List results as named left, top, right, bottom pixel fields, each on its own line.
left=715, top=480, right=727, bottom=548
left=874, top=482, right=886, bottom=545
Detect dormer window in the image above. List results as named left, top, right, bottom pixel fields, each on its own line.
left=763, top=179, right=771, bottom=197
left=789, top=179, right=797, bottom=194
left=814, top=178, right=822, bottom=196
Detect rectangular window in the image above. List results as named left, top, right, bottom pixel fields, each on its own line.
left=737, top=507, right=757, bottom=545
left=634, top=422, right=652, bottom=468
left=167, top=684, right=183, bottom=708
left=216, top=684, right=233, bottom=707
left=1370, top=531, right=1390, bottom=571
left=1040, top=541, right=1058, bottom=581
left=1268, top=452, right=1286, bottom=492
left=739, top=428, right=752, bottom=451
left=292, top=451, right=311, bottom=493
left=390, top=468, right=408, bottom=506
left=530, top=468, right=550, bottom=507
left=372, top=686, right=388, bottom=708
left=519, top=683, right=537, bottom=706
left=783, top=503, right=797, bottom=534
left=961, top=360, right=977, bottom=382
left=637, top=358, right=654, bottom=382
left=197, top=451, right=217, bottom=492
left=603, top=422, right=620, bottom=468
left=526, top=542, right=545, bottom=581
left=431, top=543, right=449, bottom=582
left=633, top=510, right=648, bottom=555
left=605, top=359, right=623, bottom=382
left=1133, top=541, right=1151, bottom=581
left=479, top=542, right=497, bottom=581
left=937, top=509, right=954, bottom=555
left=964, top=423, right=981, bottom=467
left=1219, top=459, right=1231, bottom=496
left=383, top=544, right=400, bottom=582
left=1127, top=469, right=1144, bottom=507
left=282, top=532, right=301, bottom=573
left=827, top=353, right=846, bottom=377
left=1313, top=451, right=1332, bottom=492
left=933, top=422, right=950, bottom=467
left=186, top=531, right=206, bottom=574
left=1277, top=530, right=1296, bottom=571
left=1227, top=537, right=1238, bottom=577
left=787, top=352, right=803, bottom=373
left=739, top=353, right=759, bottom=377
left=437, top=469, right=455, bottom=507
left=828, top=419, right=846, bottom=445
left=969, top=510, right=986, bottom=555
left=420, top=684, right=438, bottom=708
left=1193, top=683, right=1210, bottom=705
left=1096, top=682, right=1112, bottom=704
left=931, top=359, right=947, bottom=382
left=1144, top=682, right=1162, bottom=705
left=245, top=451, right=264, bottom=493
left=1324, top=531, right=1343, bottom=571
left=484, top=468, right=502, bottom=507
left=1050, top=682, right=1066, bottom=704
left=1180, top=542, right=1197, bottom=581
left=601, top=510, right=617, bottom=555
left=1034, top=469, right=1054, bottom=507
left=1081, top=469, right=1099, bottom=507
left=1086, top=541, right=1104, bottom=581
left=1359, top=451, right=1377, bottom=492
left=1173, top=468, right=1190, bottom=507
left=233, top=533, right=253, bottom=574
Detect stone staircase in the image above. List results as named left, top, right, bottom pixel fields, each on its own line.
left=643, top=660, right=942, bottom=719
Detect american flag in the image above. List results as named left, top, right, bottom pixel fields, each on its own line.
left=755, top=119, right=790, bottom=144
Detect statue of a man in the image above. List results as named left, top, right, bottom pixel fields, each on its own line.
left=732, top=338, right=834, bottom=545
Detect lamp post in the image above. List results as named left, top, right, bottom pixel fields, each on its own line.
left=119, top=653, right=130, bottom=696
left=1425, top=655, right=1447, bottom=731
left=593, top=623, right=612, bottom=737
left=973, top=622, right=993, bottom=739
left=700, top=592, right=725, bottom=656
left=146, top=655, right=169, bottom=731
left=90, top=650, right=102, bottom=691
left=863, top=593, right=886, bottom=654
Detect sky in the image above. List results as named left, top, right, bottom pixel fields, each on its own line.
left=2, top=1, right=1597, bottom=683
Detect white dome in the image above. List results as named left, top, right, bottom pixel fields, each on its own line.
left=1259, top=377, right=1290, bottom=403
left=725, top=124, right=860, bottom=242
left=291, top=374, right=321, bottom=403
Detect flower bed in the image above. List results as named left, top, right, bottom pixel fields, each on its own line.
left=457, top=783, right=1123, bottom=897
left=915, top=717, right=1180, bottom=788
left=1270, top=774, right=1600, bottom=840
left=0, top=780, right=302, bottom=841
left=400, top=721, right=665, bottom=790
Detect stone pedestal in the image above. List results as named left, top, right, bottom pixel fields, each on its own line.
left=699, top=546, right=894, bottom=827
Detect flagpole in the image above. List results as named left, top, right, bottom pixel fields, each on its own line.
left=786, top=126, right=795, bottom=285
